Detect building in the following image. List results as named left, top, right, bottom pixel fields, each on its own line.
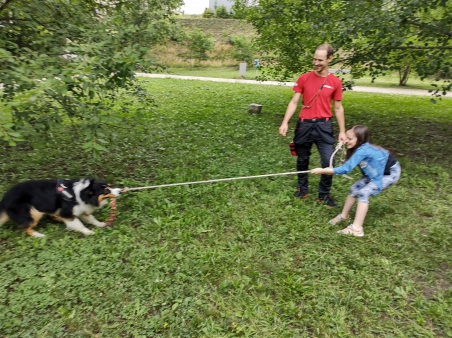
left=209, top=0, right=234, bottom=12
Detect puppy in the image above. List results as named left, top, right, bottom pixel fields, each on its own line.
left=0, top=179, right=122, bottom=237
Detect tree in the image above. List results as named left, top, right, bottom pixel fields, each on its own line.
left=228, top=35, right=255, bottom=64
left=202, top=8, right=215, bottom=18
left=179, top=29, right=215, bottom=65
left=0, top=0, right=183, bottom=153
left=215, top=5, right=232, bottom=19
left=233, top=0, right=452, bottom=100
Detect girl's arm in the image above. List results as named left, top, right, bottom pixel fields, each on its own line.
left=312, top=146, right=368, bottom=175
left=311, top=168, right=334, bottom=175
left=334, top=147, right=367, bottom=175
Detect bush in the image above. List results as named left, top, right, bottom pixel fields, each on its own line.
left=179, top=29, right=215, bottom=64
left=228, top=35, right=255, bottom=64
left=215, top=5, right=231, bottom=19
left=202, top=8, right=215, bottom=18
left=168, top=22, right=187, bottom=43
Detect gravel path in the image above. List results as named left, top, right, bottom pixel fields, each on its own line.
left=136, top=73, right=452, bottom=98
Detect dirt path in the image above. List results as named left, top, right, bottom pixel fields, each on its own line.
left=137, top=73, right=452, bottom=98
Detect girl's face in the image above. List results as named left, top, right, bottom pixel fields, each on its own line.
left=346, top=129, right=358, bottom=149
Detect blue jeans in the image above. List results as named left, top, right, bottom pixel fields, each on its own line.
left=294, top=120, right=335, bottom=196
left=349, top=162, right=401, bottom=203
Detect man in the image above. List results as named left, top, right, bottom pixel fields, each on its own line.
left=279, top=43, right=346, bottom=207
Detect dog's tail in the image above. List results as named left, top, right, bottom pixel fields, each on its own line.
left=0, top=200, right=9, bottom=227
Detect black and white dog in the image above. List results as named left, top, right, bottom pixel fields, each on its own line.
left=0, top=179, right=122, bottom=237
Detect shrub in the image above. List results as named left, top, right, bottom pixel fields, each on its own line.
left=179, top=29, right=215, bottom=64
left=228, top=35, right=255, bottom=64
left=202, top=8, right=215, bottom=18
left=215, top=5, right=231, bottom=19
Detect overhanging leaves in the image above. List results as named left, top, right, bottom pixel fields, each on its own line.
left=233, top=0, right=452, bottom=97
left=0, top=0, right=183, bottom=152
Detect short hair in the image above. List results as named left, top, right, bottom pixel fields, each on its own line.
left=316, top=44, right=334, bottom=58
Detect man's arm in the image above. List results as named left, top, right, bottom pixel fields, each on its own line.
left=279, top=92, right=301, bottom=137
left=334, top=100, right=346, bottom=142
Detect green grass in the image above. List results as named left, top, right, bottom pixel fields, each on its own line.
left=1, top=79, right=452, bottom=337
left=165, top=66, right=440, bottom=91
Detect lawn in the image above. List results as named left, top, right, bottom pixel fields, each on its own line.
left=0, top=78, right=452, bottom=337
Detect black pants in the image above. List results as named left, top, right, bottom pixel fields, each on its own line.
left=293, top=120, right=335, bottom=196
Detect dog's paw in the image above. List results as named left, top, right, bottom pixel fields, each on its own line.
left=95, top=222, right=107, bottom=228
left=82, top=229, right=95, bottom=235
left=32, top=231, right=46, bottom=238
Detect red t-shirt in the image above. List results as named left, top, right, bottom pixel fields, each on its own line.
left=293, top=71, right=343, bottom=119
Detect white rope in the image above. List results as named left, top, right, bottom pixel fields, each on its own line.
left=125, top=170, right=311, bottom=191
left=329, top=141, right=345, bottom=168
left=330, top=141, right=353, bottom=180
left=123, top=142, right=351, bottom=192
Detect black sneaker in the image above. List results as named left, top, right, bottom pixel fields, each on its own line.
left=318, top=194, right=339, bottom=208
left=294, top=188, right=308, bottom=199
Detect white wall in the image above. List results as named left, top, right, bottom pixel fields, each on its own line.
left=209, top=0, right=234, bottom=12
left=180, top=0, right=209, bottom=14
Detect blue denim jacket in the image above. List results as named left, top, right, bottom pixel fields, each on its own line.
left=333, top=143, right=389, bottom=189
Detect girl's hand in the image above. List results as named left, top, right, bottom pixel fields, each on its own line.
left=311, top=168, right=334, bottom=175
left=311, top=168, right=324, bottom=175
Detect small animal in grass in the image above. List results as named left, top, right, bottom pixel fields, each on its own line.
left=0, top=179, right=122, bottom=237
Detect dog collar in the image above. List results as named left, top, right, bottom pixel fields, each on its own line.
left=56, top=179, right=75, bottom=202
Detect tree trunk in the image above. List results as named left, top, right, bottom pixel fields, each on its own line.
left=399, top=66, right=411, bottom=86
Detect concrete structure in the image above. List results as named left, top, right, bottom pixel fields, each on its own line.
left=209, top=0, right=234, bottom=12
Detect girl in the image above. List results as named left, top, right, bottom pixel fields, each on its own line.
left=311, top=125, right=401, bottom=237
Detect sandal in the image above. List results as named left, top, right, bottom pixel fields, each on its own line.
left=329, top=214, right=348, bottom=225
left=337, top=225, right=364, bottom=237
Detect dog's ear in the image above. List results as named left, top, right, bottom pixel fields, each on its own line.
left=83, top=179, right=98, bottom=194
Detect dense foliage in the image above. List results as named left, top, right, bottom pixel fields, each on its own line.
left=233, top=0, right=452, bottom=98
left=228, top=35, right=255, bottom=64
left=179, top=29, right=215, bottom=64
left=0, top=0, right=182, bottom=151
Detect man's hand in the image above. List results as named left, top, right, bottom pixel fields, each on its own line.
left=279, top=123, right=289, bottom=137
left=338, top=131, right=347, bottom=143
left=279, top=93, right=300, bottom=137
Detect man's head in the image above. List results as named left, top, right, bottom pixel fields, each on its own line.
left=316, top=44, right=334, bottom=58
left=313, top=43, right=334, bottom=75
